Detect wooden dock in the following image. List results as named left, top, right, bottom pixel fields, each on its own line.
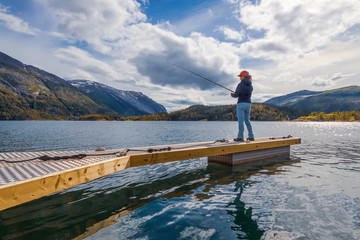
left=0, top=136, right=300, bottom=211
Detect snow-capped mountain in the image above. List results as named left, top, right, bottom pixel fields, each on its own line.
left=68, top=80, right=167, bottom=117
left=264, top=87, right=360, bottom=113
left=264, top=90, right=323, bottom=106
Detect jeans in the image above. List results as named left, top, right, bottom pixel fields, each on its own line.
left=236, top=102, right=254, bottom=139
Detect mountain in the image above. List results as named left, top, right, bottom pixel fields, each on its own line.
left=264, top=86, right=360, bottom=113
left=68, top=80, right=166, bottom=117
left=264, top=90, right=323, bottom=106
left=0, top=51, right=166, bottom=120
left=0, top=52, right=113, bottom=120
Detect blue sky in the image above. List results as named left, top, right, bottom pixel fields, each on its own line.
left=1, top=0, right=360, bottom=111
left=146, top=0, right=214, bottom=23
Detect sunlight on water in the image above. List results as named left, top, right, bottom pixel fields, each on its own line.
left=0, top=121, right=359, bottom=239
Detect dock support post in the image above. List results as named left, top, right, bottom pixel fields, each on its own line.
left=208, top=146, right=290, bottom=166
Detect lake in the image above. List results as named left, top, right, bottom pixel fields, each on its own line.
left=0, top=121, right=359, bottom=239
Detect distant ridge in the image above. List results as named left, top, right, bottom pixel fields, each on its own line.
left=264, top=86, right=360, bottom=113
left=264, top=90, right=323, bottom=106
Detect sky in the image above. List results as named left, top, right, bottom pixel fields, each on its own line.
left=0, top=0, right=360, bottom=112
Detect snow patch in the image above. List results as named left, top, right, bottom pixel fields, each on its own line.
left=68, top=79, right=166, bottom=115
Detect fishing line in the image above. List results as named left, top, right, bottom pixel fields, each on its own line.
left=169, top=63, right=234, bottom=93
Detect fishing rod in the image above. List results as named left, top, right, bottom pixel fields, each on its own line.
left=170, top=64, right=234, bottom=93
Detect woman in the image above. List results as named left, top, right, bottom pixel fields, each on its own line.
left=231, top=70, right=254, bottom=142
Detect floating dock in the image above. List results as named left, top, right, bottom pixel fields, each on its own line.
left=0, top=136, right=300, bottom=211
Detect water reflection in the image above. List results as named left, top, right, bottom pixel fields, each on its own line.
left=0, top=156, right=296, bottom=240
left=227, top=181, right=265, bottom=239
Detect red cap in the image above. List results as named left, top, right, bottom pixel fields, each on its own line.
left=237, top=70, right=249, bottom=77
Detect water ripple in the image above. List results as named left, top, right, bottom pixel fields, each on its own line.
left=1, top=122, right=360, bottom=240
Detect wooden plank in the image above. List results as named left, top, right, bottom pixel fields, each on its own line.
left=0, top=156, right=131, bottom=211
left=0, top=137, right=300, bottom=211
left=129, top=138, right=301, bottom=167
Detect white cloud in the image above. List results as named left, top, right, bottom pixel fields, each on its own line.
left=311, top=76, right=334, bottom=88
left=248, top=38, right=360, bottom=97
left=129, top=30, right=241, bottom=91
left=1, top=0, right=360, bottom=110
left=34, top=0, right=242, bottom=91
left=35, top=0, right=147, bottom=54
left=237, top=0, right=360, bottom=59
left=55, top=46, right=122, bottom=82
left=216, top=26, right=245, bottom=42
left=0, top=4, right=40, bottom=35
left=221, top=0, right=360, bottom=98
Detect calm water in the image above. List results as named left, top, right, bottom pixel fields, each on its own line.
left=0, top=121, right=359, bottom=240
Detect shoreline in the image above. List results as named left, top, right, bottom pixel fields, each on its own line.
left=1, top=119, right=359, bottom=122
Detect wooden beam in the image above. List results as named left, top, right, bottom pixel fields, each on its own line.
left=0, top=156, right=131, bottom=211
left=129, top=138, right=301, bottom=167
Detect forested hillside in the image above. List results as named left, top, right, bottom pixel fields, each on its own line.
left=0, top=52, right=114, bottom=119
left=296, top=111, right=360, bottom=121
left=167, top=104, right=305, bottom=121
left=0, top=51, right=166, bottom=120
left=80, top=104, right=307, bottom=121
